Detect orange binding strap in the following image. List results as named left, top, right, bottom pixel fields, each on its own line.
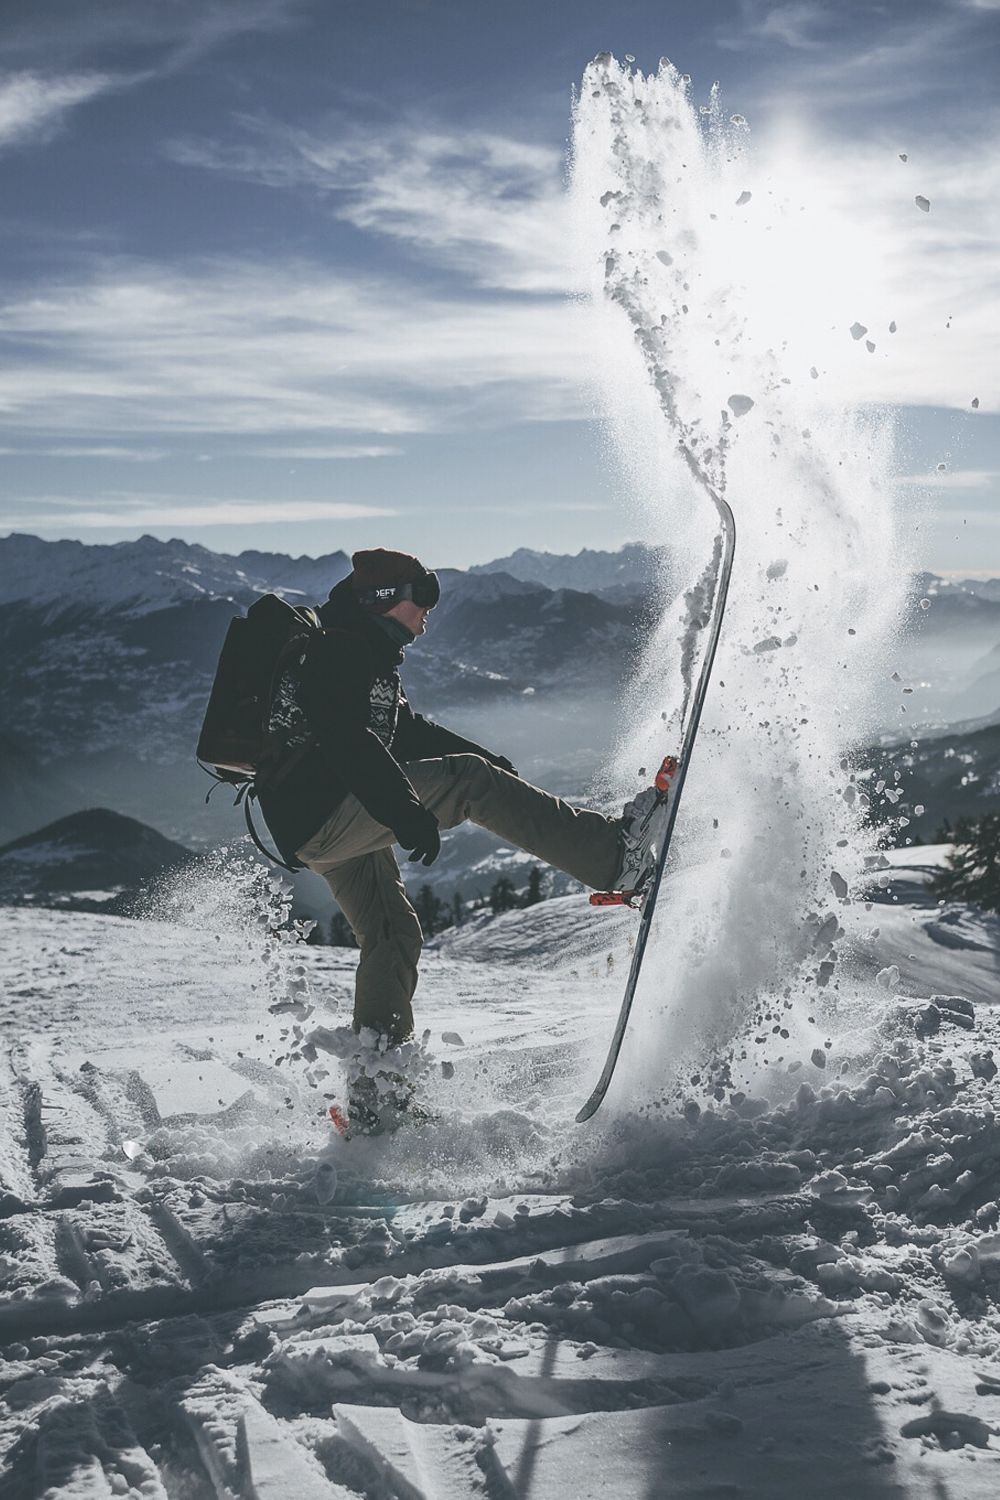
left=590, top=889, right=642, bottom=908
left=655, top=754, right=680, bottom=793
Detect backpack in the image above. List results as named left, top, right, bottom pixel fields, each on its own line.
left=197, top=592, right=323, bottom=868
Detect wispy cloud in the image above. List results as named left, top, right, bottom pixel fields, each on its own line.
left=721, top=2, right=831, bottom=50
left=0, top=88, right=993, bottom=465
left=0, top=256, right=589, bottom=439
left=167, top=122, right=571, bottom=293
left=242, top=444, right=402, bottom=459
left=2, top=0, right=304, bottom=74
left=0, top=71, right=120, bottom=150
left=0, top=2, right=305, bottom=154
left=0, top=441, right=402, bottom=460
left=721, top=1, right=999, bottom=115
left=0, top=444, right=169, bottom=460
left=0, top=495, right=397, bottom=530
left=163, top=98, right=999, bottom=416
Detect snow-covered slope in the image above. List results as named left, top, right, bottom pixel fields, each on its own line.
left=2, top=855, right=1000, bottom=1496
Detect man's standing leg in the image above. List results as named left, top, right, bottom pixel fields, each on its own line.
left=321, top=846, right=423, bottom=1045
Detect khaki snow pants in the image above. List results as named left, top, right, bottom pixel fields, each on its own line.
left=296, top=754, right=622, bottom=1043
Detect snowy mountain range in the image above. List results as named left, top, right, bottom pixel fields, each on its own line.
left=0, top=533, right=646, bottom=851
left=469, top=541, right=670, bottom=598
left=0, top=532, right=355, bottom=615
left=1, top=533, right=999, bottom=861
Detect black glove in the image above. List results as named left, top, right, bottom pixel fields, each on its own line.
left=492, top=755, right=519, bottom=778
left=395, top=806, right=441, bottom=867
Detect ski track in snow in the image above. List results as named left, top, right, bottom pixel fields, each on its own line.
left=2, top=849, right=1000, bottom=1497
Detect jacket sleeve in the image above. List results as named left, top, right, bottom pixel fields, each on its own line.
left=298, top=633, right=426, bottom=840
left=393, top=691, right=509, bottom=766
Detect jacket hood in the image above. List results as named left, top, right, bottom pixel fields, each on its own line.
left=319, top=577, right=405, bottom=667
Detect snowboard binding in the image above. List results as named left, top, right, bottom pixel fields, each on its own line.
left=591, top=755, right=680, bottom=908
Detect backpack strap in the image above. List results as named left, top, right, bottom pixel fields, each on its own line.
left=243, top=787, right=302, bottom=873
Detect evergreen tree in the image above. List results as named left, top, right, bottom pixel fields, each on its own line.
left=522, top=865, right=545, bottom=906
left=451, top=890, right=465, bottom=928
left=414, top=883, right=447, bottom=936
left=489, top=875, right=519, bottom=914
left=930, top=815, right=1000, bottom=914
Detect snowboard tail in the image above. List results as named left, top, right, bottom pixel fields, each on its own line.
left=577, top=497, right=736, bottom=1123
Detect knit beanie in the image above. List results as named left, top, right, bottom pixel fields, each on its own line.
left=349, top=548, right=428, bottom=614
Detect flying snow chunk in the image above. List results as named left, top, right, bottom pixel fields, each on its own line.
left=850, top=322, right=868, bottom=341
left=866, top=341, right=876, bottom=353
left=915, top=195, right=930, bottom=212
left=876, top=965, right=900, bottom=990
left=972, top=397, right=980, bottom=409
left=830, top=870, right=849, bottom=900
left=727, top=393, right=755, bottom=418
left=656, top=250, right=674, bottom=266
left=736, top=191, right=752, bottom=206
left=899, top=153, right=908, bottom=162
left=441, top=1031, right=465, bottom=1047
left=810, top=366, right=819, bottom=379
left=889, top=321, right=897, bottom=333
left=122, top=1140, right=144, bottom=1160
left=314, top=1160, right=338, bottom=1204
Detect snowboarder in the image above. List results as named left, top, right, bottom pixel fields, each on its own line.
left=257, top=549, right=645, bottom=1126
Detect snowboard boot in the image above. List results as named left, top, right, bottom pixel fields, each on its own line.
left=614, top=758, right=680, bottom=899
left=346, top=1068, right=436, bottom=1137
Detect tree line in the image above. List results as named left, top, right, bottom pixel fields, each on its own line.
left=318, top=865, right=549, bottom=947
left=930, top=815, right=1000, bottom=914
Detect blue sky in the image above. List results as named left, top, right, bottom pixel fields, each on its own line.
left=0, top=0, right=996, bottom=571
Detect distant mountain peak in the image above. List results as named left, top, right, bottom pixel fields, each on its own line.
left=0, top=807, right=185, bottom=851
left=469, top=541, right=669, bottom=596
left=0, top=806, right=192, bottom=905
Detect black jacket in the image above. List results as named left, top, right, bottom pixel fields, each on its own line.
left=257, top=579, right=502, bottom=866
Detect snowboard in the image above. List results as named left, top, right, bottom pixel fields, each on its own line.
left=577, top=493, right=737, bottom=1122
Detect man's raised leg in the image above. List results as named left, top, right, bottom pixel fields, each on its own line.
left=405, top=754, right=620, bottom=890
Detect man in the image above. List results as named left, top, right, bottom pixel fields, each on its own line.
left=258, top=548, right=641, bottom=1126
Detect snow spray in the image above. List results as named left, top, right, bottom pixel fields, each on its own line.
left=147, top=848, right=317, bottom=1025
left=571, top=56, right=909, bottom=1102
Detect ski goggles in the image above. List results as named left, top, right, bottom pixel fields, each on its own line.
left=356, top=570, right=441, bottom=610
